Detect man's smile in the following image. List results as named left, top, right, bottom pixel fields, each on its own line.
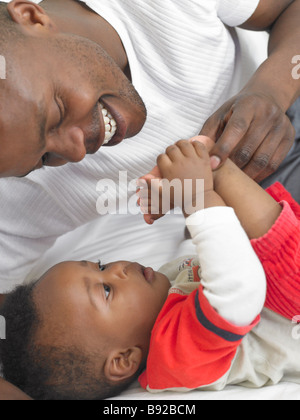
left=99, top=97, right=129, bottom=148
left=100, top=102, right=117, bottom=145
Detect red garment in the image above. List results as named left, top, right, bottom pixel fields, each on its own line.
left=252, top=182, right=300, bottom=320
left=139, top=183, right=300, bottom=391
left=139, top=267, right=260, bottom=391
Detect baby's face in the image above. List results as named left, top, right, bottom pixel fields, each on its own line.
left=33, top=260, right=171, bottom=355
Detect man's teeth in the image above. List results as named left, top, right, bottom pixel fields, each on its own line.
left=100, top=103, right=117, bottom=145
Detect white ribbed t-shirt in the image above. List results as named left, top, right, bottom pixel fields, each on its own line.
left=0, top=0, right=260, bottom=291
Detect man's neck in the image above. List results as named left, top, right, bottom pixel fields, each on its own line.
left=40, top=0, right=130, bottom=76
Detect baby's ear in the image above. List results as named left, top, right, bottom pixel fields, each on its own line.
left=104, top=347, right=143, bottom=382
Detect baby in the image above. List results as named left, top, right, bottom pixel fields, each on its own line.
left=1, top=137, right=300, bottom=400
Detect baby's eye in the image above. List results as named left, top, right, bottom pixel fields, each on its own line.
left=103, top=284, right=111, bottom=299
left=98, top=260, right=106, bottom=271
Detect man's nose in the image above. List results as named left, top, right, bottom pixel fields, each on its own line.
left=46, top=127, right=87, bottom=166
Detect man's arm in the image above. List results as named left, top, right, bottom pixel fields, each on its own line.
left=240, top=0, right=294, bottom=30
left=0, top=377, right=32, bottom=400
left=201, top=0, right=300, bottom=181
left=242, top=0, right=300, bottom=113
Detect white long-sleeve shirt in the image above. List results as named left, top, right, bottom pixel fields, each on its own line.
left=161, top=206, right=266, bottom=327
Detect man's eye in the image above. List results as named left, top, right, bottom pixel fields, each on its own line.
left=103, top=284, right=110, bottom=299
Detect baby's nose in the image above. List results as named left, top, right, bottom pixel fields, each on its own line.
left=110, top=262, right=128, bottom=279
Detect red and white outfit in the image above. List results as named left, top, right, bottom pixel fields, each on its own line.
left=139, top=183, right=300, bottom=392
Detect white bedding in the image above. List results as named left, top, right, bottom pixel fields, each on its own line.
left=110, top=381, right=300, bottom=401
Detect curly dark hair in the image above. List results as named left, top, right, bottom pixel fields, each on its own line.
left=0, top=283, right=138, bottom=400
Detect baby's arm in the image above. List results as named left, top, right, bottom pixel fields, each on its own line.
left=144, top=140, right=266, bottom=326
left=205, top=140, right=282, bottom=239
left=186, top=206, right=266, bottom=326
left=137, top=140, right=225, bottom=221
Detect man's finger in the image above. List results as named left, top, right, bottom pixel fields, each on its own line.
left=200, top=107, right=228, bottom=142
left=249, top=132, right=294, bottom=182
left=241, top=135, right=277, bottom=181
left=209, top=111, right=253, bottom=169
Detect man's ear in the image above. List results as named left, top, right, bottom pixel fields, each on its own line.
left=104, top=347, right=143, bottom=382
left=6, top=0, right=57, bottom=35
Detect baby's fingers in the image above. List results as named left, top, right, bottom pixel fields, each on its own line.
left=189, top=135, right=215, bottom=151
left=139, top=165, right=162, bottom=180
left=136, top=176, right=164, bottom=225
left=192, top=139, right=211, bottom=160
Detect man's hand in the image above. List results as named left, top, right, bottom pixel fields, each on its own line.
left=200, top=0, right=300, bottom=182
left=200, top=90, right=296, bottom=182
left=137, top=138, right=218, bottom=224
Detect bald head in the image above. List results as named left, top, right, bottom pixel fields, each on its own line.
left=0, top=0, right=146, bottom=177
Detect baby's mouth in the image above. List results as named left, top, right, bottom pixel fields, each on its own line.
left=142, top=266, right=154, bottom=284
left=100, top=102, right=117, bottom=145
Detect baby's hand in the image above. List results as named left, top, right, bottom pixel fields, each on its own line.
left=137, top=137, right=214, bottom=224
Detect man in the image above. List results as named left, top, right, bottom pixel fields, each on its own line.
left=0, top=0, right=147, bottom=177
left=0, top=0, right=300, bottom=399
left=0, top=0, right=299, bottom=179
